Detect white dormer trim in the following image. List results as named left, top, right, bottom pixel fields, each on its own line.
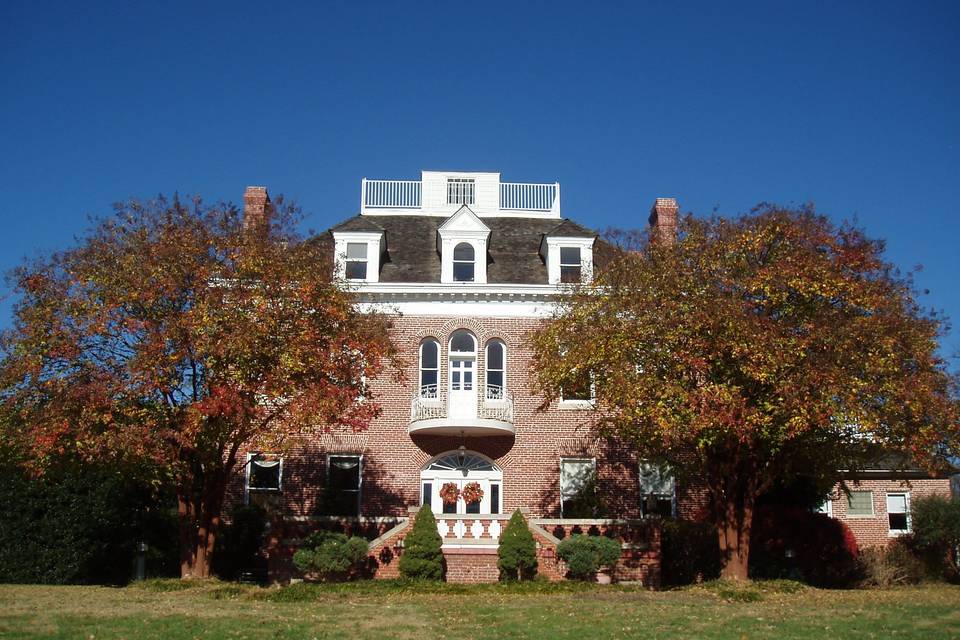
left=332, top=231, right=385, bottom=283
left=438, top=206, right=490, bottom=284
left=544, top=236, right=595, bottom=285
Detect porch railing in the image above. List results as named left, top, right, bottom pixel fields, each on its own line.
left=435, top=514, right=512, bottom=544
left=410, top=385, right=514, bottom=424
left=360, top=179, right=559, bottom=214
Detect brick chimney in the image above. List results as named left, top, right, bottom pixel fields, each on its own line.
left=243, top=186, right=270, bottom=231
left=648, top=197, right=679, bottom=244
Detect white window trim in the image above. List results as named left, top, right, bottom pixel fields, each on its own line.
left=332, top=231, right=384, bottom=283
left=326, top=453, right=363, bottom=517
left=437, top=208, right=490, bottom=284
left=484, top=339, right=507, bottom=401
left=451, top=242, right=477, bottom=282
left=886, top=492, right=911, bottom=537
left=639, top=460, right=677, bottom=518
left=545, top=236, right=594, bottom=285
left=559, top=373, right=595, bottom=408
left=419, top=338, right=441, bottom=398
left=446, top=177, right=476, bottom=205
left=244, top=452, right=283, bottom=504
left=846, top=490, right=875, bottom=518
left=815, top=498, right=834, bottom=518
left=559, top=456, right=596, bottom=517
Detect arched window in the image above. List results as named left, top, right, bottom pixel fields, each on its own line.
left=419, top=339, right=439, bottom=397
left=452, top=242, right=475, bottom=282
left=449, top=330, right=476, bottom=393
left=449, top=329, right=476, bottom=354
left=485, top=340, right=506, bottom=399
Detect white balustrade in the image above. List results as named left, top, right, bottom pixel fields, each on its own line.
left=499, top=182, right=560, bottom=212
left=410, top=385, right=514, bottom=425
left=435, top=515, right=508, bottom=544
left=362, top=179, right=422, bottom=209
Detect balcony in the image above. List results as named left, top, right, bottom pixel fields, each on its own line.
left=360, top=171, right=560, bottom=218
left=409, top=385, right=516, bottom=436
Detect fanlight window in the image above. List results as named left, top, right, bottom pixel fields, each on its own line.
left=450, top=329, right=476, bottom=354
left=428, top=452, right=498, bottom=472
left=452, top=242, right=475, bottom=282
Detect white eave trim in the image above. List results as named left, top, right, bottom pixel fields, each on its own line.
left=341, top=282, right=563, bottom=296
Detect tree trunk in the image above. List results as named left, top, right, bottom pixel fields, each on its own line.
left=712, top=461, right=759, bottom=581
left=177, top=470, right=229, bottom=579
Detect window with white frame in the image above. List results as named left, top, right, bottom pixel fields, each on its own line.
left=814, top=498, right=833, bottom=517
left=887, top=493, right=910, bottom=535
left=323, top=455, right=362, bottom=516
left=246, top=453, right=282, bottom=498
left=560, top=457, right=596, bottom=517
left=560, top=366, right=594, bottom=404
left=559, top=246, right=582, bottom=284
left=447, top=178, right=475, bottom=205
left=847, top=490, right=874, bottom=517
left=452, top=243, right=475, bottom=282
left=419, top=339, right=440, bottom=397
left=639, top=461, right=675, bottom=518
left=485, top=340, right=506, bottom=399
left=344, top=242, right=368, bottom=280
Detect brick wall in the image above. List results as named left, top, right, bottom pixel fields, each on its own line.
left=828, top=477, right=951, bottom=548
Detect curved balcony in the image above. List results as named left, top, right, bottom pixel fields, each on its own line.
left=409, top=385, right=515, bottom=436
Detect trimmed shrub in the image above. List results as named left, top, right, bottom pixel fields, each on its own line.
left=749, top=505, right=859, bottom=587
left=556, top=534, right=621, bottom=580
left=660, top=519, right=722, bottom=586
left=213, top=504, right=268, bottom=581
left=292, top=530, right=369, bottom=581
left=907, top=494, right=960, bottom=580
left=859, top=538, right=924, bottom=587
left=497, top=510, right=538, bottom=580
left=399, top=506, right=444, bottom=580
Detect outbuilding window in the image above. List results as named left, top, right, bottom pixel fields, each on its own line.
left=847, top=490, right=874, bottom=517
left=887, top=493, right=910, bottom=535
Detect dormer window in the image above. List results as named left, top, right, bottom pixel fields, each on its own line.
left=447, top=178, right=475, bottom=205
left=559, top=247, right=582, bottom=283
left=452, top=243, right=475, bottom=282
left=345, top=243, right=368, bottom=280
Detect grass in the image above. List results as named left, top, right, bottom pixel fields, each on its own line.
left=1, top=580, right=959, bottom=639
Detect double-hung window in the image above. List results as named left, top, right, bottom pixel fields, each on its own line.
left=245, top=453, right=282, bottom=502
left=639, top=461, right=675, bottom=518
left=344, top=243, right=368, bottom=280
left=560, top=458, right=596, bottom=517
left=452, top=243, right=475, bottom=282
left=324, top=455, right=362, bottom=516
left=887, top=493, right=910, bottom=535
left=559, top=247, right=582, bottom=284
left=847, top=490, right=874, bottom=517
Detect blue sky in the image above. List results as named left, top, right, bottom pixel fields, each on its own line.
left=1, top=1, right=958, bottom=366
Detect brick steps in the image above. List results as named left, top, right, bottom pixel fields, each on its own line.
left=444, top=547, right=499, bottom=583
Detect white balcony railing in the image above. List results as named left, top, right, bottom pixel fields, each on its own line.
left=362, top=179, right=422, bottom=209
left=410, top=385, right=514, bottom=424
left=499, top=182, right=559, bottom=212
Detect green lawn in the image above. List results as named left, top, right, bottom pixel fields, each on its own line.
left=1, top=580, right=959, bottom=640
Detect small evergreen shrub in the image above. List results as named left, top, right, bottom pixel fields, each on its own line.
left=660, top=519, right=722, bottom=586
left=292, top=530, right=369, bottom=581
left=399, top=506, right=445, bottom=580
left=556, top=534, right=621, bottom=580
left=907, top=494, right=960, bottom=580
left=497, top=510, right=538, bottom=580
left=858, top=538, right=924, bottom=587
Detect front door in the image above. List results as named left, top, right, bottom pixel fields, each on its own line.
left=421, top=451, right=502, bottom=515
left=448, top=357, right=477, bottom=419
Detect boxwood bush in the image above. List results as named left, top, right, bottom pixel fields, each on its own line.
left=556, top=534, right=621, bottom=580
left=292, top=530, right=369, bottom=581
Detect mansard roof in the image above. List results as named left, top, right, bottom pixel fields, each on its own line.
left=326, top=214, right=601, bottom=284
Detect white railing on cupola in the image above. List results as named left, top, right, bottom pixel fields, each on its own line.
left=499, top=182, right=560, bottom=214
left=362, top=179, right=422, bottom=209
left=360, top=175, right=560, bottom=217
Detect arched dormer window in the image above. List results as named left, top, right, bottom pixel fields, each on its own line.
left=419, top=339, right=440, bottom=398
left=452, top=243, right=475, bottom=282
left=485, top=340, right=506, bottom=400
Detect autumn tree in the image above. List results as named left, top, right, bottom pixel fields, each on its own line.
left=0, top=192, right=397, bottom=578
left=531, top=205, right=959, bottom=580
